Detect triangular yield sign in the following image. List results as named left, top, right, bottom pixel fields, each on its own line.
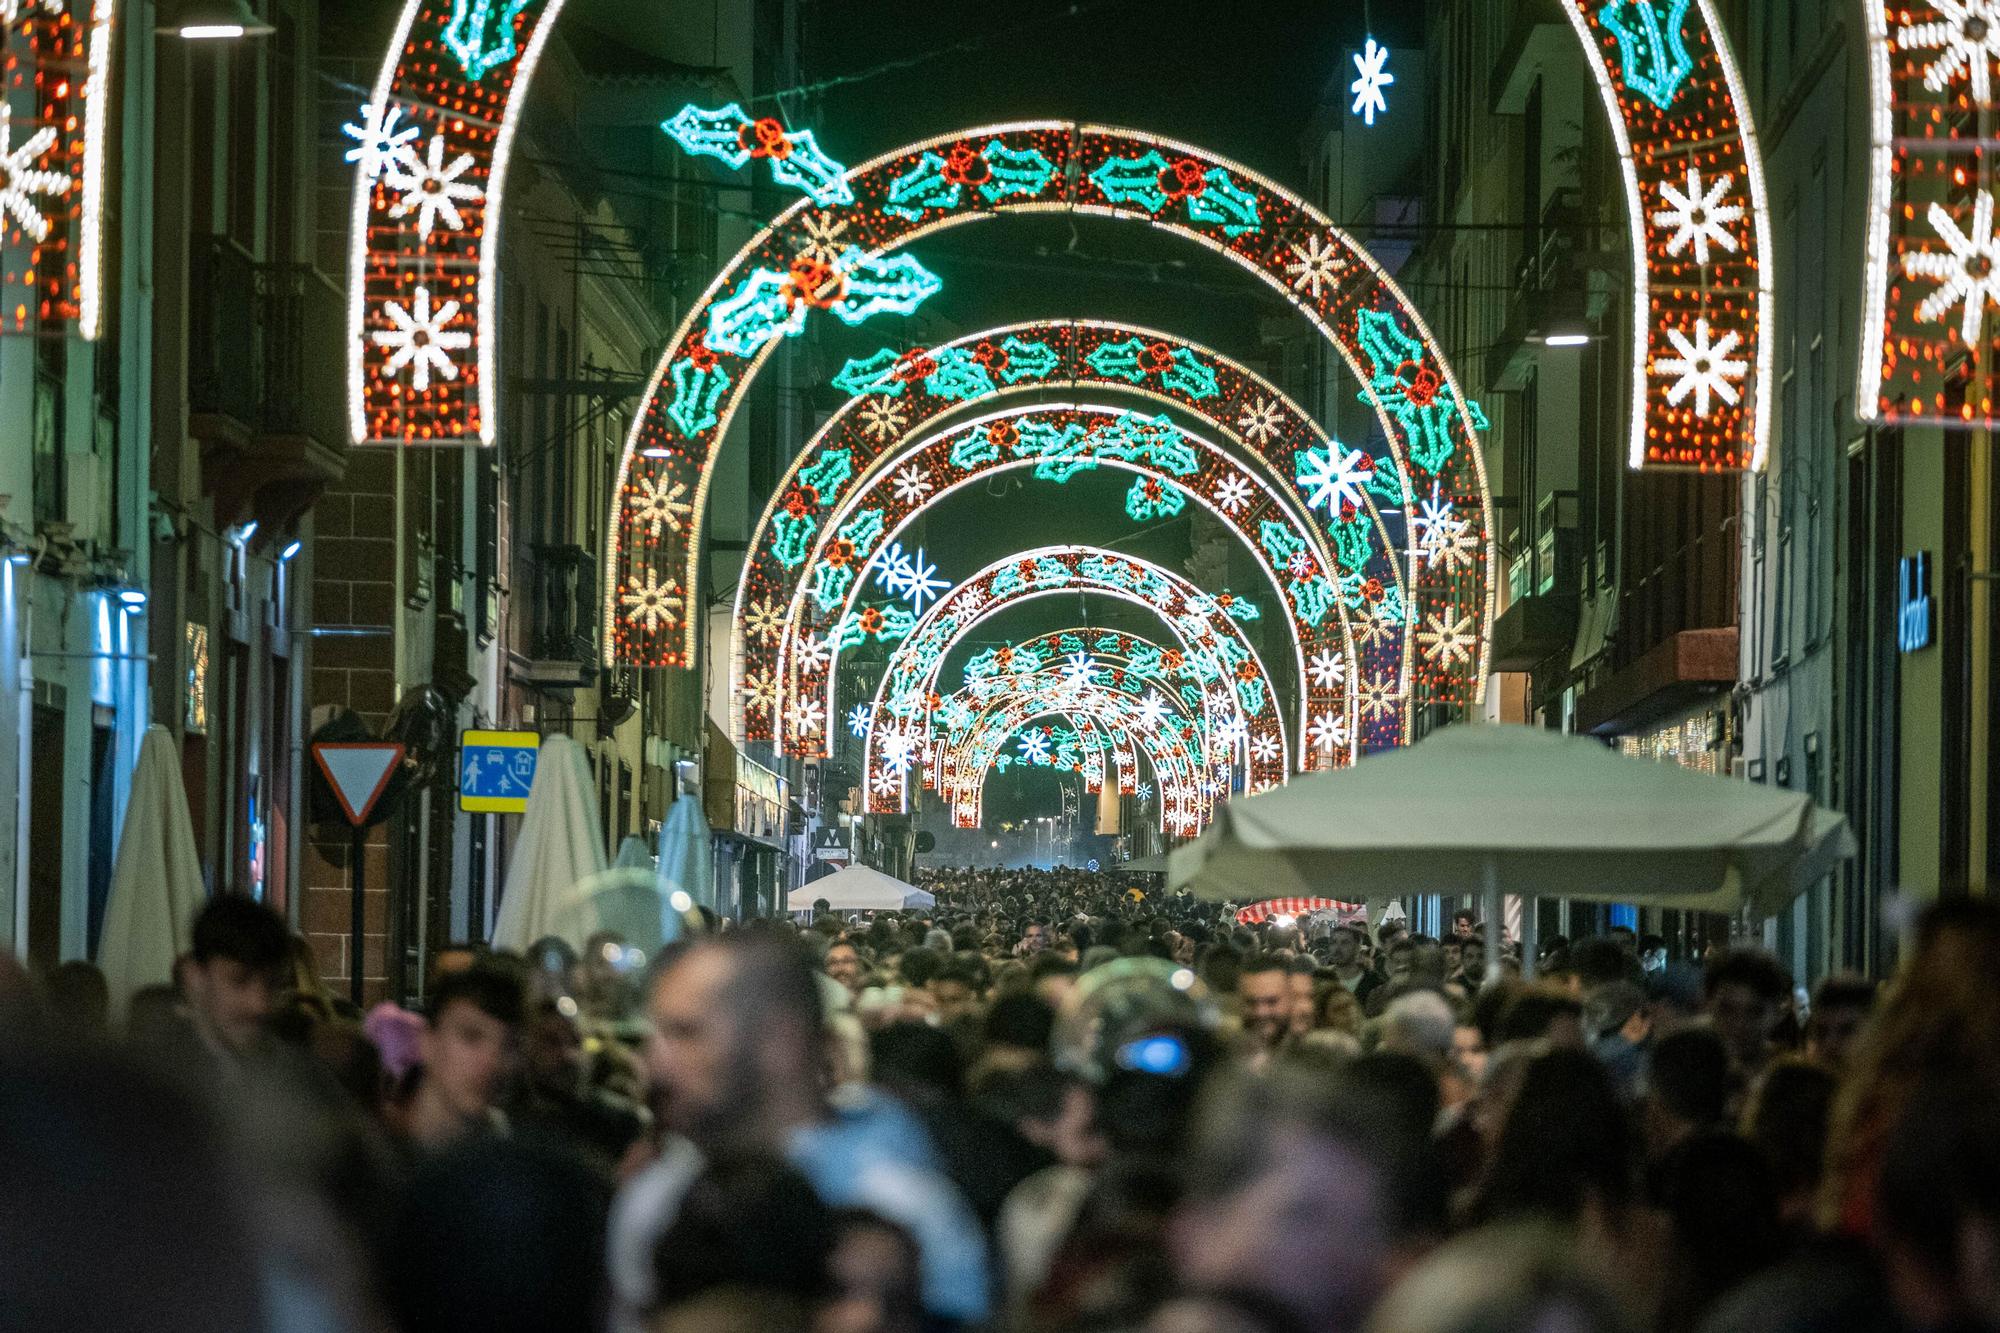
left=313, top=743, right=406, bottom=826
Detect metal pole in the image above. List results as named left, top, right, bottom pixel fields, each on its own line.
left=349, top=823, right=366, bottom=1007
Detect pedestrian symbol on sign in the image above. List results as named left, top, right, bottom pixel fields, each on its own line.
left=459, top=730, right=541, bottom=813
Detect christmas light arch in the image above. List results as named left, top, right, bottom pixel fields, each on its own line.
left=856, top=546, right=1298, bottom=812
left=763, top=402, right=1357, bottom=760
left=1857, top=2, right=2000, bottom=426
left=729, top=318, right=1406, bottom=754
left=928, top=626, right=1236, bottom=799
left=1, top=0, right=118, bottom=337
left=594, top=120, right=1494, bottom=715
left=1558, top=0, right=1773, bottom=469
left=936, top=685, right=1213, bottom=834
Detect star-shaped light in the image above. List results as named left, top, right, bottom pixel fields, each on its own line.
left=1350, top=38, right=1395, bottom=126
left=632, top=475, right=692, bottom=538
left=1295, top=443, right=1372, bottom=516
left=342, top=102, right=421, bottom=180
left=1907, top=192, right=2000, bottom=343
left=1213, top=475, right=1254, bottom=513
left=386, top=132, right=483, bottom=239
left=372, top=285, right=472, bottom=391
left=1652, top=166, right=1743, bottom=266
left=1655, top=319, right=1750, bottom=416
left=1284, top=233, right=1344, bottom=300
left=1308, top=650, right=1347, bottom=690
left=0, top=105, right=69, bottom=242
left=1899, top=0, right=2000, bottom=100
left=620, top=571, right=684, bottom=633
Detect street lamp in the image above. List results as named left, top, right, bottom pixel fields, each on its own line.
left=157, top=0, right=274, bottom=38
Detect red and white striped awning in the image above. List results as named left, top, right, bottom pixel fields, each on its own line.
left=1235, top=897, right=1358, bottom=926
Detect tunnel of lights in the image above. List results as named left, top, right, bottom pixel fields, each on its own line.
left=761, top=402, right=1360, bottom=758
left=859, top=546, right=1301, bottom=812
left=731, top=318, right=1404, bottom=752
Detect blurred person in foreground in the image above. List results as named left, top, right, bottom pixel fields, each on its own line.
left=608, top=932, right=990, bottom=1331
left=176, top=893, right=292, bottom=1073
left=401, top=962, right=524, bottom=1149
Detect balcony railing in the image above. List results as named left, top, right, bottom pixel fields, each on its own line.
left=527, top=543, right=597, bottom=670
left=188, top=235, right=345, bottom=451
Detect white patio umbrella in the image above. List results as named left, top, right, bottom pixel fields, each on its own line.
left=658, top=783, right=715, bottom=914
left=787, top=864, right=932, bottom=913
left=612, top=835, right=655, bottom=872
left=97, top=725, right=206, bottom=1011
left=1171, top=724, right=1854, bottom=940
left=492, top=734, right=608, bottom=951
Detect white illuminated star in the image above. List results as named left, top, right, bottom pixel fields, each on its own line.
left=0, top=105, right=68, bottom=242
left=1655, top=319, right=1749, bottom=417
left=1356, top=672, right=1400, bottom=723
left=1350, top=38, right=1395, bottom=126
left=1296, top=444, right=1372, bottom=516
left=342, top=102, right=421, bottom=181
left=1250, top=732, right=1280, bottom=763
left=857, top=395, right=908, bottom=443
left=796, top=211, right=851, bottom=266
left=1899, top=0, right=2000, bottom=101
left=1906, top=193, right=2000, bottom=344
left=742, top=597, right=785, bottom=644
left=373, top=285, right=472, bottom=392
left=1284, top=233, right=1344, bottom=301
left=1238, top=398, right=1284, bottom=446
left=795, top=633, right=831, bottom=673
left=632, top=475, right=692, bottom=538
left=1652, top=166, right=1743, bottom=266
left=1212, top=475, right=1254, bottom=513
left=787, top=696, right=825, bottom=736
left=386, top=132, right=483, bottom=239
left=1308, top=650, right=1347, bottom=690
left=890, top=462, right=933, bottom=505
left=1417, top=613, right=1476, bottom=667
left=742, top=671, right=777, bottom=711
left=846, top=702, right=875, bottom=738
left=620, top=571, right=684, bottom=633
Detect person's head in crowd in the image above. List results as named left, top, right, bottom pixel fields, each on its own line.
left=823, top=940, right=866, bottom=993
left=1638, top=934, right=1669, bottom=974
left=183, top=894, right=291, bottom=1055
left=978, top=1065, right=1106, bottom=1170
left=1361, top=1222, right=1629, bottom=1333
left=1029, top=951, right=1080, bottom=1008
left=1328, top=925, right=1365, bottom=973
left=1494, top=985, right=1585, bottom=1049
left=981, top=992, right=1055, bottom=1067
left=651, top=1153, right=834, bottom=1315
left=44, top=959, right=109, bottom=1037
left=1452, top=1019, right=1488, bottom=1087
left=1873, top=1075, right=2000, bottom=1332
left=646, top=934, right=827, bottom=1152
left=1641, top=1026, right=1732, bottom=1160
left=1320, top=983, right=1364, bottom=1037
left=520, top=996, right=585, bottom=1097
left=1285, top=956, right=1318, bottom=1038
left=1568, top=936, right=1641, bottom=992
left=1451, top=909, right=1478, bottom=941
left=1803, top=973, right=1875, bottom=1070
left=1237, top=955, right=1292, bottom=1052
left=1454, top=938, right=1487, bottom=987
left=1404, top=935, right=1447, bottom=986
left=1653, top=1131, right=1786, bottom=1331
left=429, top=940, right=485, bottom=988
left=1170, top=1068, right=1442, bottom=1332
left=1702, top=947, right=1789, bottom=1074
left=1606, top=923, right=1637, bottom=955
left=896, top=945, right=943, bottom=990
left=819, top=1210, right=924, bottom=1333
left=929, top=956, right=983, bottom=1024
left=1742, top=1056, right=1836, bottom=1229
left=1474, top=1048, right=1632, bottom=1232
left=869, top=1019, right=964, bottom=1107
left=1199, top=943, right=1245, bottom=997
left=1440, top=939, right=1463, bottom=978
left=1383, top=937, right=1417, bottom=985
left=410, top=962, right=525, bottom=1146
left=1377, top=990, right=1457, bottom=1074
left=1020, top=919, right=1050, bottom=955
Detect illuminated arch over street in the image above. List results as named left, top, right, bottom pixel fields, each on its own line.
left=761, top=403, right=1357, bottom=758
left=1559, top=0, right=1773, bottom=469
left=856, top=546, right=1301, bottom=810
left=592, top=121, right=1493, bottom=715
left=730, top=319, right=1403, bottom=750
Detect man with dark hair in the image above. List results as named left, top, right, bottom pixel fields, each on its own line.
left=182, top=894, right=291, bottom=1060
left=1804, top=973, right=1876, bottom=1071
left=823, top=940, right=865, bottom=994
left=406, top=963, right=524, bottom=1148
left=1237, top=954, right=1291, bottom=1057
left=1169, top=1068, right=1443, bottom=1332
left=610, top=934, right=988, bottom=1331
left=1703, top=946, right=1791, bottom=1077
left=1642, top=1026, right=1732, bottom=1162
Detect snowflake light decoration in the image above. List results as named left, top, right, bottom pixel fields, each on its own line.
left=1356, top=673, right=1399, bottom=723
left=869, top=767, right=901, bottom=798
left=1238, top=398, right=1284, bottom=446
left=1898, top=0, right=2000, bottom=100
left=797, top=212, right=852, bottom=266
left=1060, top=653, right=1097, bottom=690
left=1308, top=711, right=1350, bottom=751
left=1285, top=233, right=1344, bottom=300
left=620, top=572, right=684, bottom=633
left=1350, top=38, right=1395, bottom=126
left=1136, top=692, right=1170, bottom=729
left=743, top=671, right=777, bottom=710
left=1655, top=319, right=1749, bottom=416
left=1417, top=613, right=1476, bottom=667
left=633, top=476, right=692, bottom=538
left=342, top=103, right=420, bottom=180
left=0, top=0, right=63, bottom=22
left=1308, top=650, right=1347, bottom=690
left=1216, top=715, right=1249, bottom=747
left=1295, top=443, right=1372, bottom=516
left=891, top=463, right=933, bottom=505
left=795, top=633, right=831, bottom=673
left=846, top=703, right=875, bottom=738
left=373, top=286, right=472, bottom=391
left=1906, top=194, right=2000, bottom=343
left=1250, top=732, right=1280, bottom=763
left=787, top=696, right=826, bottom=736
left=1212, top=475, right=1254, bottom=513
left=385, top=133, right=483, bottom=239
left=1653, top=166, right=1743, bottom=265
left=857, top=396, right=909, bottom=443
left=1017, top=730, right=1052, bottom=764
left=1136, top=782, right=1154, bottom=802
left=742, top=597, right=785, bottom=644
left=0, top=106, right=68, bottom=243
left=873, top=543, right=950, bottom=612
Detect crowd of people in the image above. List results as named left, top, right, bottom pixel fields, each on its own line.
left=3, top=864, right=1998, bottom=1333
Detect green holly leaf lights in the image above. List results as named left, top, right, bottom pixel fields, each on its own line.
left=1125, top=476, right=1186, bottom=522
left=996, top=337, right=1060, bottom=383
left=1353, top=308, right=1483, bottom=476
left=665, top=357, right=730, bottom=437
